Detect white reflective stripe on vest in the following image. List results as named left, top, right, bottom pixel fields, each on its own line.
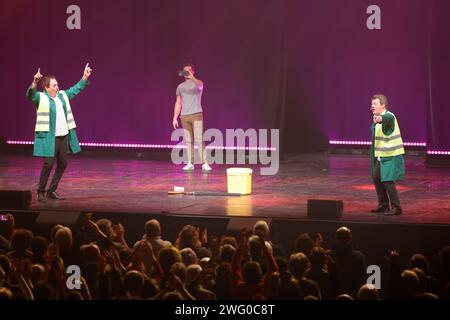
left=35, top=93, right=50, bottom=131
left=374, top=113, right=405, bottom=157
left=34, top=90, right=76, bottom=132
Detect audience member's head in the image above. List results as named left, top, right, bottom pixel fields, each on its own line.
left=219, top=244, right=236, bottom=263
left=0, top=287, right=13, bottom=300
left=177, top=225, right=201, bottom=251
left=80, top=243, right=101, bottom=264
left=158, top=246, right=182, bottom=275
left=10, top=229, right=33, bottom=254
left=336, top=294, right=354, bottom=300
left=169, top=262, right=187, bottom=284
left=309, top=246, right=327, bottom=271
left=31, top=263, right=46, bottom=285
left=248, top=235, right=265, bottom=259
left=50, top=224, right=64, bottom=243
left=141, top=278, right=159, bottom=299
left=357, top=284, right=380, bottom=300
left=215, top=262, right=231, bottom=280
left=409, top=254, right=430, bottom=274
left=145, top=219, right=162, bottom=238
left=289, top=252, right=310, bottom=279
left=304, top=295, right=319, bottom=300
left=31, top=236, right=48, bottom=260
left=335, top=227, right=352, bottom=245
left=197, top=246, right=211, bottom=260
left=55, top=227, right=73, bottom=248
left=294, top=233, right=313, bottom=256
left=220, top=236, right=238, bottom=249
left=412, top=267, right=428, bottom=292
left=124, top=270, right=145, bottom=297
left=242, top=261, right=262, bottom=285
left=180, top=247, right=198, bottom=266
left=186, top=264, right=203, bottom=287
left=252, top=220, right=270, bottom=240
left=401, top=270, right=420, bottom=298
left=276, top=256, right=289, bottom=273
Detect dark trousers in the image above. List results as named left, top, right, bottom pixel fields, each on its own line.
left=373, top=160, right=401, bottom=209
left=38, top=135, right=68, bottom=193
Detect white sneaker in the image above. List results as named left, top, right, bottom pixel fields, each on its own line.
left=202, top=163, right=212, bottom=173
left=182, top=162, right=195, bottom=171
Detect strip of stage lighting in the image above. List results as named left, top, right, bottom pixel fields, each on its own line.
left=329, top=140, right=426, bottom=147
left=5, top=140, right=276, bottom=151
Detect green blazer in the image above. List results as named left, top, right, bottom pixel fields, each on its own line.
left=370, top=112, right=405, bottom=182
left=26, top=79, right=89, bottom=157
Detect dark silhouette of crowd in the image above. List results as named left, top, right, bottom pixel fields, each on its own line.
left=0, top=213, right=449, bottom=300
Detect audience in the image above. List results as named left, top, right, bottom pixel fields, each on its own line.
left=0, top=215, right=447, bottom=301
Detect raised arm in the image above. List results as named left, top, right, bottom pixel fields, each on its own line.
left=185, top=69, right=203, bottom=90
left=231, top=229, right=249, bottom=280
left=381, top=112, right=395, bottom=136
left=26, top=68, right=42, bottom=107
left=260, top=235, right=278, bottom=274
left=65, top=63, right=92, bottom=99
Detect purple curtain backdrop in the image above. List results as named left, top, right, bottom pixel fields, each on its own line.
left=0, top=0, right=448, bottom=152
left=427, top=0, right=450, bottom=151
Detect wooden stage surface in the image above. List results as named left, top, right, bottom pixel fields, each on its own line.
left=1, top=153, right=449, bottom=226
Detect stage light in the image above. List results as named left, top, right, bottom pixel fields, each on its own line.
left=427, top=150, right=450, bottom=155
left=329, top=140, right=426, bottom=147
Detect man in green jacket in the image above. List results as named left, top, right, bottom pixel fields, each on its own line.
left=26, top=64, right=92, bottom=202
left=370, top=94, right=405, bottom=216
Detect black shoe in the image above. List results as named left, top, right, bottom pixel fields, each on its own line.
left=37, top=192, right=46, bottom=203
left=384, top=207, right=402, bottom=216
left=370, top=205, right=389, bottom=213
left=47, top=191, right=66, bottom=200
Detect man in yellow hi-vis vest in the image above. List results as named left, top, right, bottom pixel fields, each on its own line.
left=370, top=94, right=405, bottom=216
left=26, top=64, right=92, bottom=203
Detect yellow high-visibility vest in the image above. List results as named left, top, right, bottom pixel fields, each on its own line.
left=374, top=112, right=405, bottom=157
left=35, top=90, right=76, bottom=132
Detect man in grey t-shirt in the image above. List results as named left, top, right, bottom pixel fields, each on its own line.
left=172, top=63, right=211, bottom=172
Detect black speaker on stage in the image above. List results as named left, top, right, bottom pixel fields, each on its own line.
left=0, top=190, right=32, bottom=209
left=33, top=211, right=82, bottom=236
left=307, top=199, right=343, bottom=220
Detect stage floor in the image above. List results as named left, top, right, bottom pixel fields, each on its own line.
left=0, top=153, right=449, bottom=225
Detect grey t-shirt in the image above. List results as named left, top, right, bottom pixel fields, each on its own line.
left=176, top=79, right=203, bottom=116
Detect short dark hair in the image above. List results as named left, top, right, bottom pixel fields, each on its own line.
left=11, top=229, right=33, bottom=253
left=41, top=75, right=56, bottom=90
left=124, top=270, right=145, bottom=293
left=371, top=94, right=388, bottom=106
left=183, top=63, right=195, bottom=71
